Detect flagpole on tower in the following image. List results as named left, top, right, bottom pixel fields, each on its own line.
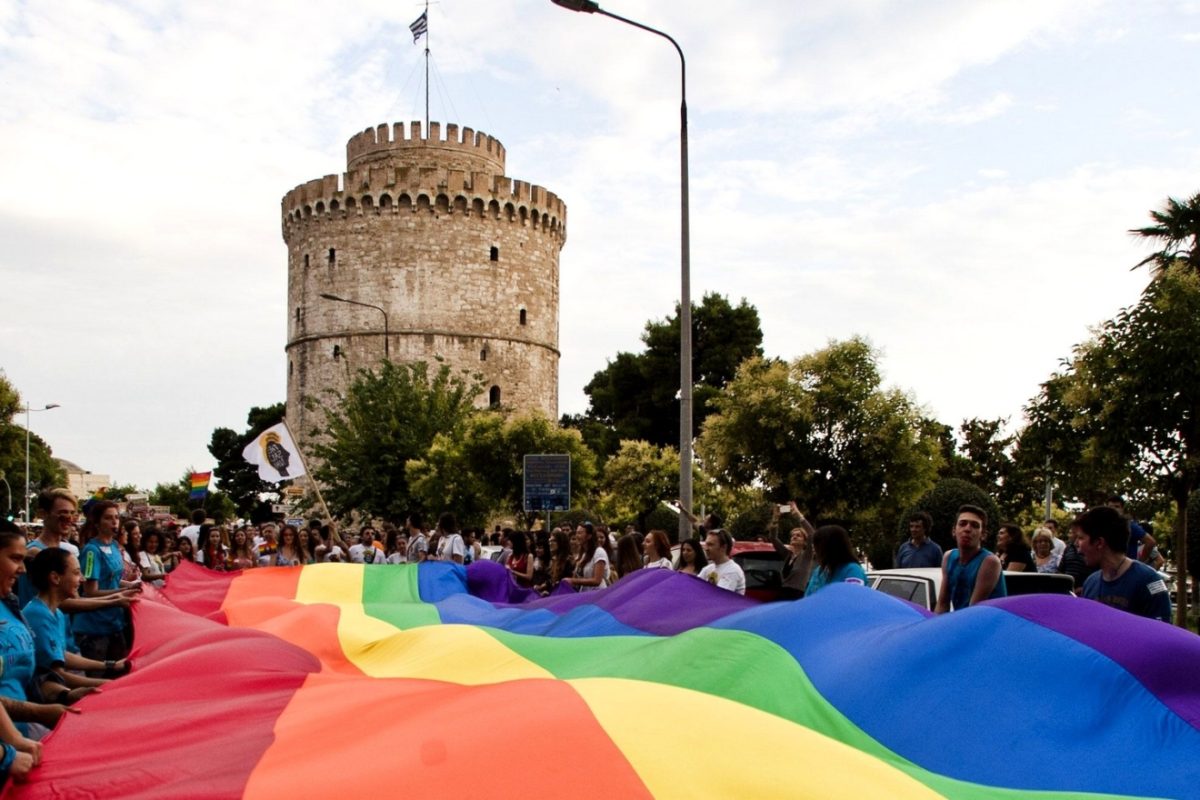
left=409, top=4, right=431, bottom=132
left=429, top=0, right=434, bottom=131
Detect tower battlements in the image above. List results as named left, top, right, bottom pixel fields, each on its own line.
left=347, top=121, right=506, bottom=174
left=282, top=130, right=567, bottom=240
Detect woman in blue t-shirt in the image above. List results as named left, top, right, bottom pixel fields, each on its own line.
left=24, top=547, right=118, bottom=704
left=75, top=502, right=140, bottom=664
left=805, top=525, right=867, bottom=597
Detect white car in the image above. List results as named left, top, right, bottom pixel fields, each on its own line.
left=866, top=567, right=1075, bottom=611
left=479, top=545, right=507, bottom=563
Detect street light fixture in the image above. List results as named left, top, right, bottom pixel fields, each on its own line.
left=25, top=402, right=60, bottom=524
left=550, top=0, right=694, bottom=542
left=318, top=293, right=391, bottom=359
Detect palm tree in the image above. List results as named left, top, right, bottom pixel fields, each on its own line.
left=1129, top=192, right=1200, bottom=274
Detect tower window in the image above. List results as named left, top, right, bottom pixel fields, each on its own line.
left=328, top=248, right=336, bottom=266
left=480, top=348, right=487, bottom=362
left=519, top=309, right=527, bottom=326
left=489, top=386, right=501, bottom=408
left=289, top=360, right=293, bottom=377
left=490, top=246, right=499, bottom=262
left=333, top=344, right=342, bottom=359
left=294, top=307, right=301, bottom=324
left=304, top=254, right=309, bottom=269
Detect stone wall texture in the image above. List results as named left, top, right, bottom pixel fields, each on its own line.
left=282, top=121, right=565, bottom=454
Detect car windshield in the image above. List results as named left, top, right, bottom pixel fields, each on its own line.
left=737, top=555, right=783, bottom=590
left=874, top=577, right=930, bottom=609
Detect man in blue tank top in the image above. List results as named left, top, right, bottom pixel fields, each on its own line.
left=935, top=504, right=1006, bottom=613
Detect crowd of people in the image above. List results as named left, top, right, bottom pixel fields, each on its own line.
left=890, top=499, right=1173, bottom=622
left=0, top=485, right=1177, bottom=783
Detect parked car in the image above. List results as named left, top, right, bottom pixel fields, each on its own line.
left=730, top=541, right=787, bottom=603
left=866, top=567, right=1075, bottom=611
left=479, top=545, right=506, bottom=563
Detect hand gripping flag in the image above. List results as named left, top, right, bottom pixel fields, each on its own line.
left=242, top=422, right=305, bottom=482
left=409, top=11, right=427, bottom=43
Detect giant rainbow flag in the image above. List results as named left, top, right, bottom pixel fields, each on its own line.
left=7, top=561, right=1199, bottom=798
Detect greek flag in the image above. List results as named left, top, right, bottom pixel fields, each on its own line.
left=409, top=11, right=428, bottom=43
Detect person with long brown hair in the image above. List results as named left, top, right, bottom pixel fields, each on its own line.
left=228, top=527, right=258, bottom=570
left=195, top=525, right=227, bottom=571
left=271, top=525, right=307, bottom=567
left=614, top=533, right=643, bottom=580
left=642, top=530, right=672, bottom=570
left=76, top=501, right=139, bottom=663
left=505, top=530, right=534, bottom=588
left=674, top=538, right=707, bottom=576
left=565, top=523, right=608, bottom=591
left=536, top=529, right=572, bottom=595
left=805, top=525, right=866, bottom=597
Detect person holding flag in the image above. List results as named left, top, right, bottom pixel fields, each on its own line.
left=242, top=421, right=352, bottom=557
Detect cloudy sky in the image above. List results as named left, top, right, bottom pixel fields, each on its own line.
left=2, top=0, right=1198, bottom=491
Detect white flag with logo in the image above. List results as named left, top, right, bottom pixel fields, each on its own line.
left=242, top=422, right=306, bottom=482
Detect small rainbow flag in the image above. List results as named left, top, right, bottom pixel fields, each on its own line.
left=188, top=471, right=211, bottom=501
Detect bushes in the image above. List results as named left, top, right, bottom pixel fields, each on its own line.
left=900, top=479, right=1002, bottom=553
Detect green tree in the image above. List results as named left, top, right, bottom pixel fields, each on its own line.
left=407, top=411, right=597, bottom=529
left=950, top=417, right=1048, bottom=517
left=595, top=440, right=683, bottom=530
left=697, top=338, right=942, bottom=559
left=568, top=293, right=764, bottom=459
left=209, top=402, right=286, bottom=518
left=308, top=361, right=483, bottom=520
left=95, top=483, right=142, bottom=501
left=1064, top=262, right=1200, bottom=625
left=1014, top=369, right=1131, bottom=509
left=0, top=372, right=66, bottom=518
left=1130, top=191, right=1200, bottom=274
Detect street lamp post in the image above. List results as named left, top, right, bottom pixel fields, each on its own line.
left=24, top=402, right=60, bottom=523
left=318, top=293, right=391, bottom=359
left=550, top=0, right=693, bottom=543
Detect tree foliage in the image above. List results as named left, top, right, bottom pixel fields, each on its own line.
left=1129, top=191, right=1200, bottom=274
left=1017, top=369, right=1132, bottom=509
left=208, top=402, right=286, bottom=518
left=940, top=417, right=1050, bottom=518
left=406, top=411, right=597, bottom=529
left=307, top=361, right=483, bottom=521
left=1063, top=263, right=1200, bottom=624
left=568, top=293, right=764, bottom=459
left=697, top=338, right=942, bottom=557
left=0, top=372, right=66, bottom=518
left=595, top=440, right=683, bottom=530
